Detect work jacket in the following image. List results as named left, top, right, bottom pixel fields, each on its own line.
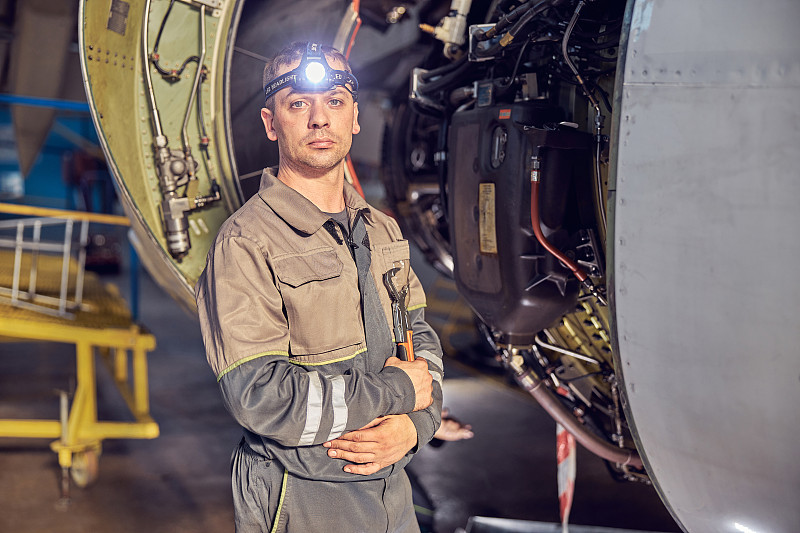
left=195, top=168, right=443, bottom=483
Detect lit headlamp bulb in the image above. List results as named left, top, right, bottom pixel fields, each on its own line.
left=304, top=61, right=326, bottom=84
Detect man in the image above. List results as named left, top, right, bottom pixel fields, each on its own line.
left=195, top=41, right=443, bottom=533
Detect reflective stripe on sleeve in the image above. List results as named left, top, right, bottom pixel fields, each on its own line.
left=298, top=371, right=323, bottom=446
left=416, top=349, right=443, bottom=372
left=326, top=375, right=348, bottom=441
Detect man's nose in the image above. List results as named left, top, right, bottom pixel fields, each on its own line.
left=308, top=102, right=330, bottom=129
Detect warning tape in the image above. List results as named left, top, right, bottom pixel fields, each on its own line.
left=557, top=423, right=577, bottom=533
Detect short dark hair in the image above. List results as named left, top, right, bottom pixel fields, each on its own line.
left=262, top=41, right=353, bottom=111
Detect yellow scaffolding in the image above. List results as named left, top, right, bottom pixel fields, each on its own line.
left=0, top=203, right=159, bottom=489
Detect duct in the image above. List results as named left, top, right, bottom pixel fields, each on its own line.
left=8, top=0, right=77, bottom=177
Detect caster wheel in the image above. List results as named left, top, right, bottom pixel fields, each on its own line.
left=70, top=449, right=99, bottom=488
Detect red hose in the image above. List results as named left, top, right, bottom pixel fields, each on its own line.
left=530, top=170, right=588, bottom=282
left=344, top=1, right=361, bottom=60
left=345, top=154, right=365, bottom=199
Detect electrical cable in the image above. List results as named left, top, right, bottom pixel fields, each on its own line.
left=496, top=38, right=532, bottom=89
left=151, top=0, right=200, bottom=78
left=181, top=4, right=206, bottom=158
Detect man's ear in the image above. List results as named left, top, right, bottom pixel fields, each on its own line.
left=261, top=107, right=278, bottom=141
left=352, top=102, right=360, bottom=135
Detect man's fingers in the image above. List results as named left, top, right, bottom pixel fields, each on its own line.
left=325, top=438, right=374, bottom=454
left=343, top=462, right=382, bottom=476
left=326, top=447, right=375, bottom=462
left=358, top=417, right=385, bottom=430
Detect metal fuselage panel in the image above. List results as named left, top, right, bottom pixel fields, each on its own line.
left=610, top=1, right=800, bottom=531
left=80, top=0, right=242, bottom=312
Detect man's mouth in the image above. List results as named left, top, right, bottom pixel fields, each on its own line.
left=308, top=137, right=335, bottom=148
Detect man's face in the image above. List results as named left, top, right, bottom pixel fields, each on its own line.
left=260, top=55, right=360, bottom=173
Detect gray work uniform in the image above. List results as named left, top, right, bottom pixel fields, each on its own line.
left=195, top=169, right=444, bottom=532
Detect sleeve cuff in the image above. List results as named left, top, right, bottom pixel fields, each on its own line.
left=407, top=409, right=437, bottom=453
left=378, top=365, right=417, bottom=415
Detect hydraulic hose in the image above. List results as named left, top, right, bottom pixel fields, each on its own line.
left=475, top=0, right=561, bottom=57
left=475, top=0, right=535, bottom=41
left=510, top=363, right=643, bottom=468
left=420, top=55, right=468, bottom=82
left=530, top=154, right=606, bottom=304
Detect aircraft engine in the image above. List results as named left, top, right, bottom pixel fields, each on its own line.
left=80, top=0, right=800, bottom=531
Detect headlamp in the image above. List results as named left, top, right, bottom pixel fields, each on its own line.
left=263, top=42, right=359, bottom=103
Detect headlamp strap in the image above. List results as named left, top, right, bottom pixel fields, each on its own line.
left=263, top=42, right=358, bottom=102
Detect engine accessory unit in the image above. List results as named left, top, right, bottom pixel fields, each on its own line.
left=448, top=101, right=594, bottom=344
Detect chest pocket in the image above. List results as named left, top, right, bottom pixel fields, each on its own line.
left=273, top=247, right=363, bottom=359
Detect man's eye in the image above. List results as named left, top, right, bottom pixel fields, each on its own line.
left=290, top=101, right=306, bottom=108
left=329, top=98, right=343, bottom=107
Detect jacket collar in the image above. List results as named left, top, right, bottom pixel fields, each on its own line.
left=257, top=167, right=372, bottom=234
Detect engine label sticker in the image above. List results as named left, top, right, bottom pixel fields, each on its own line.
left=498, top=108, right=511, bottom=120
left=479, top=183, right=498, bottom=254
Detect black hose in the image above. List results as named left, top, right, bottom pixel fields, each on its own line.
left=151, top=0, right=201, bottom=78
left=152, top=0, right=176, bottom=55
left=475, top=0, right=536, bottom=41
left=475, top=0, right=564, bottom=58
left=420, top=55, right=468, bottom=82
left=496, top=39, right=532, bottom=90
left=417, top=58, right=474, bottom=95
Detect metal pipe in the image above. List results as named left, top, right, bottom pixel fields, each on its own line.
left=12, top=221, right=23, bottom=303
left=534, top=333, right=600, bottom=365
left=59, top=219, right=74, bottom=316
left=181, top=5, right=206, bottom=156
left=502, top=352, right=643, bottom=468
left=142, top=0, right=164, bottom=139
left=28, top=220, right=41, bottom=297
left=562, top=0, right=608, bottom=238
left=74, top=220, right=90, bottom=306
left=595, top=132, right=607, bottom=236
left=561, top=0, right=599, bottom=110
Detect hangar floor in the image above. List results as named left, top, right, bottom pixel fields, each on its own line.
left=0, top=247, right=682, bottom=533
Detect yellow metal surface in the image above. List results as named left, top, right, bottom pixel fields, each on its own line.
left=0, top=202, right=131, bottom=226
left=80, top=0, right=241, bottom=312
left=0, top=254, right=159, bottom=484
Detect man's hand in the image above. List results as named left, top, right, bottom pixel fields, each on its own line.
left=323, top=414, right=417, bottom=475
left=384, top=356, right=432, bottom=411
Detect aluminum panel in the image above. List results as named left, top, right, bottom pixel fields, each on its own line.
left=611, top=1, right=800, bottom=532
